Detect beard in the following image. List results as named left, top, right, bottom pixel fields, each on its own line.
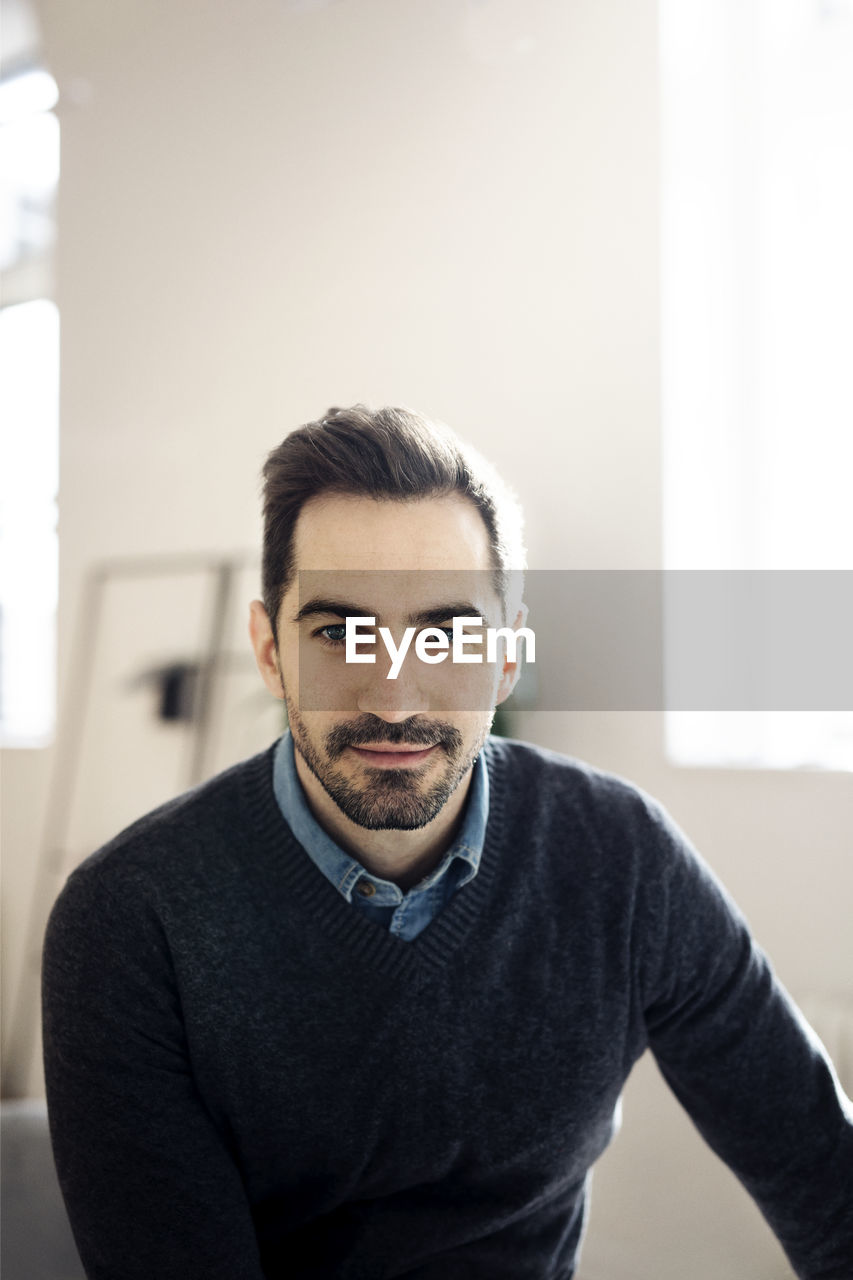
left=284, top=701, right=490, bottom=830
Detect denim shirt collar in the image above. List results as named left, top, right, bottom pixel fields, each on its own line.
left=272, top=729, right=489, bottom=906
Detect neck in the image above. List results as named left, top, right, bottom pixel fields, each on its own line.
left=293, top=750, right=471, bottom=891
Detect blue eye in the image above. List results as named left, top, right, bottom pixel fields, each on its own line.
left=318, top=623, right=348, bottom=647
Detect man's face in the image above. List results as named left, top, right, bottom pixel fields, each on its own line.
left=251, top=492, right=520, bottom=831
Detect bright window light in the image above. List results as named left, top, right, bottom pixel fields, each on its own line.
left=0, top=107, right=59, bottom=271
left=0, top=299, right=59, bottom=746
left=661, top=0, right=853, bottom=770
left=0, top=68, right=58, bottom=124
left=1, top=56, right=60, bottom=748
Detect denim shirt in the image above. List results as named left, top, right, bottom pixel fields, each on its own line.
left=272, top=731, right=489, bottom=941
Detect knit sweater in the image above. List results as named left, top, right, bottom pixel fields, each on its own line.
left=42, top=736, right=853, bottom=1280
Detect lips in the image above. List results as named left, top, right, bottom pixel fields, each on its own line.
left=347, top=743, right=439, bottom=769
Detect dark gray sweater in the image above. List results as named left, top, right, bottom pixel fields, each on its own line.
left=42, top=736, right=853, bottom=1279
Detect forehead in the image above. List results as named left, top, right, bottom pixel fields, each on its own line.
left=290, top=492, right=494, bottom=577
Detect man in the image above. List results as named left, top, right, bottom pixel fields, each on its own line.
left=43, top=405, right=853, bottom=1279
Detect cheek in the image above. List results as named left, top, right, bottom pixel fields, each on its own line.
left=275, top=630, right=298, bottom=694
left=295, top=647, right=365, bottom=713
left=454, top=710, right=497, bottom=747
left=429, top=659, right=502, bottom=713
left=281, top=629, right=353, bottom=710
left=285, top=701, right=337, bottom=752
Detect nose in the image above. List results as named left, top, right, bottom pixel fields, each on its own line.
left=356, top=651, right=430, bottom=723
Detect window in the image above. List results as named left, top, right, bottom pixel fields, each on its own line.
left=660, top=0, right=853, bottom=770
left=0, top=66, right=60, bottom=746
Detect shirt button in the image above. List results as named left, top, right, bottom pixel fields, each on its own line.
left=356, top=881, right=376, bottom=898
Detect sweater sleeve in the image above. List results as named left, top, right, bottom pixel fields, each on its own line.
left=638, top=801, right=853, bottom=1280
left=42, top=865, right=267, bottom=1280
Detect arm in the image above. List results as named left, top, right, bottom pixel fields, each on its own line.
left=42, top=867, right=267, bottom=1280
left=639, top=804, right=853, bottom=1280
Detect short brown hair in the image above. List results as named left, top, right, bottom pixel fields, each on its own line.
left=261, top=404, right=525, bottom=635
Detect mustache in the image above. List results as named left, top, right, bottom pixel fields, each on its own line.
left=325, top=715, right=463, bottom=758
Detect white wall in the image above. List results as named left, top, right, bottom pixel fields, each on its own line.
left=2, top=2, right=849, bottom=1276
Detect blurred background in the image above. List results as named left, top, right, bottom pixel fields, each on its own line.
left=1, top=1, right=851, bottom=1277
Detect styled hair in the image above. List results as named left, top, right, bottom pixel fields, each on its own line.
left=261, top=404, right=525, bottom=635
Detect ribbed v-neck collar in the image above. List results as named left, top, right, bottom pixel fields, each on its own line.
left=239, top=739, right=508, bottom=982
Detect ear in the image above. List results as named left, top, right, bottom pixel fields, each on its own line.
left=495, top=604, right=529, bottom=707
left=249, top=600, right=285, bottom=699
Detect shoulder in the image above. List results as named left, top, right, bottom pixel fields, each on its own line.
left=49, top=742, right=279, bottom=923
left=483, top=734, right=705, bottom=888
left=483, top=737, right=747, bottom=971
left=484, top=733, right=664, bottom=831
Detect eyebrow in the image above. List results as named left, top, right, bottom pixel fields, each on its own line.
left=293, top=597, right=488, bottom=627
left=293, top=598, right=370, bottom=623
